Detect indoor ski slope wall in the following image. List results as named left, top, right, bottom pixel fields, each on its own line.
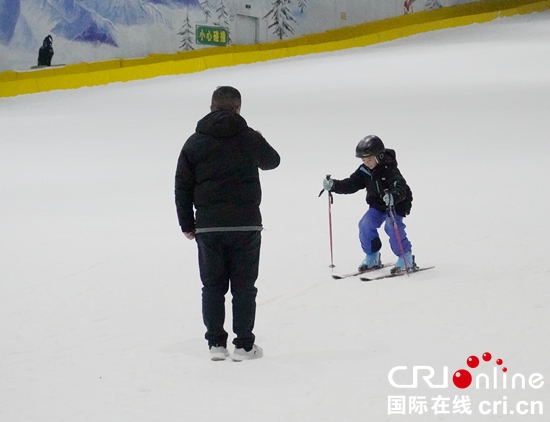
left=0, top=0, right=549, bottom=98
left=1, top=0, right=477, bottom=72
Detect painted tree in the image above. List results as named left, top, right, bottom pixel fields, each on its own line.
left=425, top=0, right=442, bottom=10
left=178, top=8, right=194, bottom=50
left=200, top=0, right=213, bottom=22
left=216, top=0, right=231, bottom=43
left=264, top=0, right=297, bottom=40
left=296, top=0, right=307, bottom=13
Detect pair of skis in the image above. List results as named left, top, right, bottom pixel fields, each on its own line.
left=331, top=264, right=390, bottom=279
left=331, top=264, right=434, bottom=281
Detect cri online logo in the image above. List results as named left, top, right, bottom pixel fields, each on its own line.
left=388, top=351, right=544, bottom=390
left=454, top=352, right=504, bottom=389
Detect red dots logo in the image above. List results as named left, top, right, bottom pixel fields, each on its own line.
left=453, top=369, right=472, bottom=389
left=452, top=351, right=507, bottom=389
left=467, top=355, right=479, bottom=368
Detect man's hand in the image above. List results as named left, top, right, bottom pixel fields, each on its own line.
left=184, top=231, right=195, bottom=240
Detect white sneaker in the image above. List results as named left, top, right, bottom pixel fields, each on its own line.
left=209, top=346, right=229, bottom=361
left=231, top=344, right=264, bottom=361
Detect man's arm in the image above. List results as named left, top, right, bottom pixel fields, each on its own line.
left=252, top=130, right=280, bottom=171
left=175, top=148, right=196, bottom=233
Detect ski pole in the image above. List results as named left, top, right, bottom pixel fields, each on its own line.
left=385, top=189, right=410, bottom=275
left=327, top=188, right=335, bottom=268
left=319, top=175, right=335, bottom=268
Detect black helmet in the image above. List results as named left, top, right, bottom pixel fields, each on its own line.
left=355, top=135, right=385, bottom=160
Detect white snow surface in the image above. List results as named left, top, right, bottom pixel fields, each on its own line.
left=2, top=10, right=550, bottom=422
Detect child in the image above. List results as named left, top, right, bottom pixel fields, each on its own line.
left=322, top=135, right=417, bottom=274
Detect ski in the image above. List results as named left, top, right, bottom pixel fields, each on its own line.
left=331, top=264, right=390, bottom=280
left=360, top=266, right=435, bottom=281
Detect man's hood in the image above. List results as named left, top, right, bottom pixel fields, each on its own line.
left=196, top=110, right=248, bottom=138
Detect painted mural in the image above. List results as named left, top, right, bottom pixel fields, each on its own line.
left=0, top=0, right=475, bottom=72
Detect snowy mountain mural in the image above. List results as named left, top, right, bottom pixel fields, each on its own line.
left=0, top=0, right=21, bottom=45
left=0, top=0, right=477, bottom=72
left=44, top=0, right=173, bottom=46
left=48, top=0, right=119, bottom=46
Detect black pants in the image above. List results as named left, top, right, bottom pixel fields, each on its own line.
left=196, top=231, right=261, bottom=350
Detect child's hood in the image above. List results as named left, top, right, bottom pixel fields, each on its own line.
left=382, top=148, right=397, bottom=166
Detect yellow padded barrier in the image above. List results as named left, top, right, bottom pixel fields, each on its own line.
left=1, top=0, right=548, bottom=98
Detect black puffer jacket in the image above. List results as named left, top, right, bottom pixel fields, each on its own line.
left=175, top=110, right=280, bottom=233
left=331, top=149, right=413, bottom=216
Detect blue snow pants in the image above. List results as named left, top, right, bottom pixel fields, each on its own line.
left=358, top=207, right=412, bottom=257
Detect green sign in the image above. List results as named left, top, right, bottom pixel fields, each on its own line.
left=196, top=25, right=229, bottom=46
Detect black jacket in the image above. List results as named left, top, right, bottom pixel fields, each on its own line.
left=175, top=110, right=280, bottom=233
left=331, top=149, right=412, bottom=216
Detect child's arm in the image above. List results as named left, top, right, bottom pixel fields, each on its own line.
left=384, top=168, right=409, bottom=204
left=331, top=168, right=366, bottom=194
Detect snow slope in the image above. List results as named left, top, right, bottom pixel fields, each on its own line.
left=1, top=10, right=549, bottom=422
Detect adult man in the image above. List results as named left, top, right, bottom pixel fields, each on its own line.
left=175, top=86, right=280, bottom=361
